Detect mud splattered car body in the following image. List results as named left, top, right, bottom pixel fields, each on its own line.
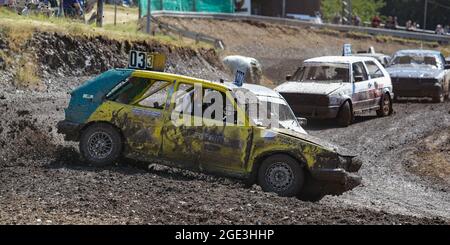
left=57, top=68, right=362, bottom=200
left=386, top=50, right=450, bottom=102
left=275, top=56, right=393, bottom=126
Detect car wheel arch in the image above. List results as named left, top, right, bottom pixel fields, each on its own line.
left=79, top=121, right=125, bottom=144
left=340, top=99, right=354, bottom=115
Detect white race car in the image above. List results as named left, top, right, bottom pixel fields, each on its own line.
left=275, top=56, right=394, bottom=126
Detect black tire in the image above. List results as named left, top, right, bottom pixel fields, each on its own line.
left=376, top=93, right=393, bottom=117
left=257, top=154, right=304, bottom=197
left=337, top=101, right=353, bottom=127
left=432, top=89, right=444, bottom=103
left=79, top=123, right=123, bottom=167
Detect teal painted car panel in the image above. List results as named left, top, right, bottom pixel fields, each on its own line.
left=65, top=69, right=133, bottom=124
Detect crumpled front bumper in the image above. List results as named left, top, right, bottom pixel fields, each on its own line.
left=310, top=168, right=362, bottom=195
left=308, top=157, right=363, bottom=196
left=57, top=120, right=83, bottom=141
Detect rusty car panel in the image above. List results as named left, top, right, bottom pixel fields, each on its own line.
left=57, top=68, right=363, bottom=200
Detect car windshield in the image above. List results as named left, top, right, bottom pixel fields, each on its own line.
left=292, top=62, right=350, bottom=83
left=389, top=54, right=441, bottom=68
left=246, top=96, right=306, bottom=134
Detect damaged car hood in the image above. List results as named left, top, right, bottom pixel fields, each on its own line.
left=275, top=82, right=345, bottom=95
left=271, top=128, right=356, bottom=157
left=386, top=65, right=444, bottom=79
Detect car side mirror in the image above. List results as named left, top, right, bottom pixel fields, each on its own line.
left=297, top=117, right=307, bottom=127
left=354, top=75, right=364, bottom=82
left=286, top=74, right=292, bottom=81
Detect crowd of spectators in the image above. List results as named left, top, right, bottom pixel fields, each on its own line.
left=0, top=0, right=135, bottom=18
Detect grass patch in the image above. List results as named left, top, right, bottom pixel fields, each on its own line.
left=440, top=46, right=450, bottom=57
left=0, top=7, right=212, bottom=49
left=374, top=34, right=438, bottom=47
left=14, top=55, right=41, bottom=89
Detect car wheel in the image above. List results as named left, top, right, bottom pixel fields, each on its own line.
left=258, top=154, right=304, bottom=197
left=432, top=89, right=445, bottom=103
left=79, top=123, right=123, bottom=167
left=337, top=101, right=353, bottom=127
left=376, top=93, right=393, bottom=117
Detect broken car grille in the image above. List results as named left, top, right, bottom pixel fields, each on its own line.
left=280, top=93, right=330, bottom=107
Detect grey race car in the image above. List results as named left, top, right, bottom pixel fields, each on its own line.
left=386, top=50, right=450, bottom=103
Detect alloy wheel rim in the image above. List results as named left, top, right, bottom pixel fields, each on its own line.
left=87, top=132, right=113, bottom=159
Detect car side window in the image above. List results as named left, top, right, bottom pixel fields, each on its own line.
left=136, top=81, right=171, bottom=109
left=108, top=76, right=151, bottom=104
left=365, top=61, right=384, bottom=79
left=204, top=87, right=240, bottom=125
left=352, top=62, right=368, bottom=82
left=173, top=83, right=197, bottom=116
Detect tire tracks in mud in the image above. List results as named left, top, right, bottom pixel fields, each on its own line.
left=308, top=101, right=450, bottom=219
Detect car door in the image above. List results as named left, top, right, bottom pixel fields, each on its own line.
left=161, top=81, right=204, bottom=170
left=199, top=87, right=252, bottom=176
left=364, top=60, right=386, bottom=108
left=351, top=62, right=370, bottom=111
left=106, top=76, right=172, bottom=159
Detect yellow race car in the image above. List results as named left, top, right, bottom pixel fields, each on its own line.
left=57, top=66, right=362, bottom=201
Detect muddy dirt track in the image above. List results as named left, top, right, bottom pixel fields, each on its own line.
left=0, top=79, right=449, bottom=224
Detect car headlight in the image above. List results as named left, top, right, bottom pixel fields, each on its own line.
left=329, top=96, right=341, bottom=105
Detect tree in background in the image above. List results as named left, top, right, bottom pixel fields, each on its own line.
left=321, top=0, right=386, bottom=23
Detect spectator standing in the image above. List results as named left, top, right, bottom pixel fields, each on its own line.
left=63, top=0, right=83, bottom=16
left=406, top=20, right=413, bottom=31
left=435, top=24, right=445, bottom=35
left=371, top=15, right=381, bottom=28
left=332, top=13, right=342, bottom=24
left=385, top=16, right=393, bottom=29
left=353, top=14, right=361, bottom=26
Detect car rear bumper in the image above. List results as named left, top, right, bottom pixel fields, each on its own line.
left=57, top=120, right=83, bottom=141
left=292, top=105, right=340, bottom=119
left=310, top=168, right=362, bottom=195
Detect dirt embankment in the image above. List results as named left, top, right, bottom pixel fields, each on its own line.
left=157, top=17, right=444, bottom=84
left=0, top=30, right=227, bottom=93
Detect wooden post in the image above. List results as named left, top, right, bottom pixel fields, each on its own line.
left=146, top=0, right=151, bottom=34
left=59, top=0, right=64, bottom=17
left=114, top=0, right=117, bottom=26
left=423, top=0, right=428, bottom=30
left=96, top=0, right=103, bottom=27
